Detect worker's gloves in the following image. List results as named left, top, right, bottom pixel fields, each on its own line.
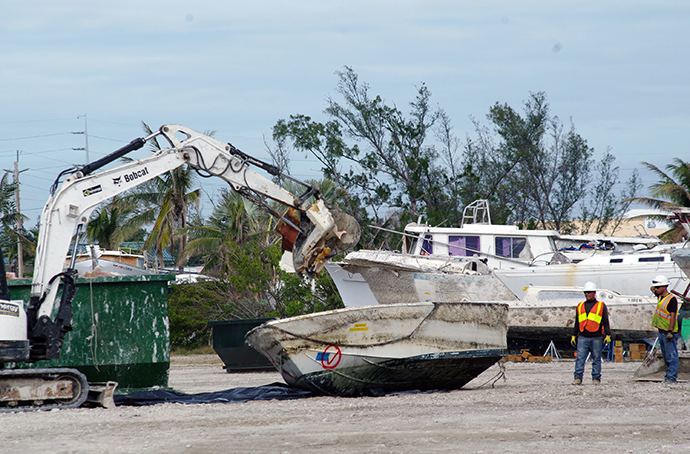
left=666, top=332, right=675, bottom=341
left=604, top=335, right=611, bottom=344
left=570, top=336, right=577, bottom=347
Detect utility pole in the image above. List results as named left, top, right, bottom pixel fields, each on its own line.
left=72, top=114, right=90, bottom=164
left=13, top=151, right=27, bottom=278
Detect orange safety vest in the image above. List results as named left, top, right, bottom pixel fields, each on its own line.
left=577, top=301, right=604, bottom=333
left=651, top=293, right=679, bottom=332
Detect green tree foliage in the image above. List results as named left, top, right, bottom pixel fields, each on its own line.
left=0, top=171, right=17, bottom=251
left=168, top=241, right=343, bottom=349
left=168, top=280, right=236, bottom=348
left=579, top=150, right=642, bottom=235
left=464, top=92, right=595, bottom=230
left=273, top=67, right=466, bottom=248
left=273, top=70, right=625, bottom=240
left=168, top=240, right=280, bottom=348
left=0, top=171, right=17, bottom=231
left=85, top=196, right=138, bottom=250
left=267, top=270, right=344, bottom=318
left=179, top=188, right=267, bottom=276
left=0, top=171, right=34, bottom=274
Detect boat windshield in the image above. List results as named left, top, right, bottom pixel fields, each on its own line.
left=548, top=236, right=557, bottom=252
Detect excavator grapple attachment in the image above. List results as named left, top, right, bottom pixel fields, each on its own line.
left=286, top=202, right=360, bottom=277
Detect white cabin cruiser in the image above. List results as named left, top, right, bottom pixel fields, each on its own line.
left=402, top=200, right=566, bottom=269
left=335, top=200, right=686, bottom=302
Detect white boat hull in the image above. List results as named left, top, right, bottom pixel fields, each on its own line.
left=494, top=260, right=685, bottom=301
left=671, top=248, right=690, bottom=286
left=326, top=257, right=658, bottom=345
left=246, top=302, right=508, bottom=396
left=73, top=258, right=153, bottom=277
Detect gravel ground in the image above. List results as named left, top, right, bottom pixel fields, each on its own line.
left=2, top=354, right=690, bottom=454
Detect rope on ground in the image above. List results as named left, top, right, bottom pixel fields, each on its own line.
left=474, top=360, right=506, bottom=388
left=87, top=276, right=99, bottom=371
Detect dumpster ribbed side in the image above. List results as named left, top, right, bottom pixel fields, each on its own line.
left=8, top=275, right=173, bottom=391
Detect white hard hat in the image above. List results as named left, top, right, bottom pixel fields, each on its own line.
left=583, top=281, right=597, bottom=292
left=652, top=275, right=670, bottom=287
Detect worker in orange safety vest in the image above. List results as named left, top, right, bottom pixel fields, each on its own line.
left=571, top=281, right=611, bottom=385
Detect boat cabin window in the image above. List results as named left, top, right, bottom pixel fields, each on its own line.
left=495, top=236, right=532, bottom=260
left=421, top=234, right=433, bottom=255
left=448, top=235, right=480, bottom=257
left=638, top=256, right=664, bottom=263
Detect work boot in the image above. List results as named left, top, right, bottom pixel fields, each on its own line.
left=572, top=378, right=582, bottom=385
left=593, top=379, right=601, bottom=385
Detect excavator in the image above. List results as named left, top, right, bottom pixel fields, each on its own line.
left=0, top=124, right=360, bottom=411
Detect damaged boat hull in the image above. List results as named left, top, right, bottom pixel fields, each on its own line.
left=293, top=349, right=504, bottom=396
left=246, top=302, right=508, bottom=396
left=326, top=253, right=658, bottom=348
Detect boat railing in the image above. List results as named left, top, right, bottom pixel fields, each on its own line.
left=461, top=199, right=491, bottom=226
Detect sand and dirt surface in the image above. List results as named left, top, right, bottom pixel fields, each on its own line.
left=2, top=354, right=690, bottom=454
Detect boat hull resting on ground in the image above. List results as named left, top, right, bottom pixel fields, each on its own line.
left=245, top=301, right=508, bottom=396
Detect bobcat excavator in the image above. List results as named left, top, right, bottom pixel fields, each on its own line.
left=0, top=124, right=360, bottom=411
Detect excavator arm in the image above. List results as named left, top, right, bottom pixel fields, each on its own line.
left=158, top=125, right=360, bottom=276
left=26, top=124, right=360, bottom=363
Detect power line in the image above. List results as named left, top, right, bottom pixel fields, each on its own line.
left=90, top=135, right=128, bottom=143
left=0, top=118, right=74, bottom=125
left=0, top=132, right=71, bottom=141
left=89, top=118, right=140, bottom=128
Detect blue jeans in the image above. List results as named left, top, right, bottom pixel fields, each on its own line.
left=574, top=336, right=603, bottom=381
left=657, top=330, right=679, bottom=383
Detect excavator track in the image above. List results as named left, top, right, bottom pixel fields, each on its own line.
left=0, top=367, right=89, bottom=412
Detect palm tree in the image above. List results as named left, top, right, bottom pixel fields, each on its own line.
left=0, top=171, right=25, bottom=273
left=179, top=188, right=268, bottom=276
left=179, top=177, right=344, bottom=277
left=628, top=159, right=690, bottom=242
left=0, top=171, right=17, bottom=232
left=85, top=196, right=138, bottom=250
left=112, top=122, right=202, bottom=270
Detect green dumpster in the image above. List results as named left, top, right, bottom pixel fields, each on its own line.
left=210, top=318, right=275, bottom=372
left=8, top=274, right=173, bottom=391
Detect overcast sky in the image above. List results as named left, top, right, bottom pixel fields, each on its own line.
left=1, top=1, right=688, bottom=227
